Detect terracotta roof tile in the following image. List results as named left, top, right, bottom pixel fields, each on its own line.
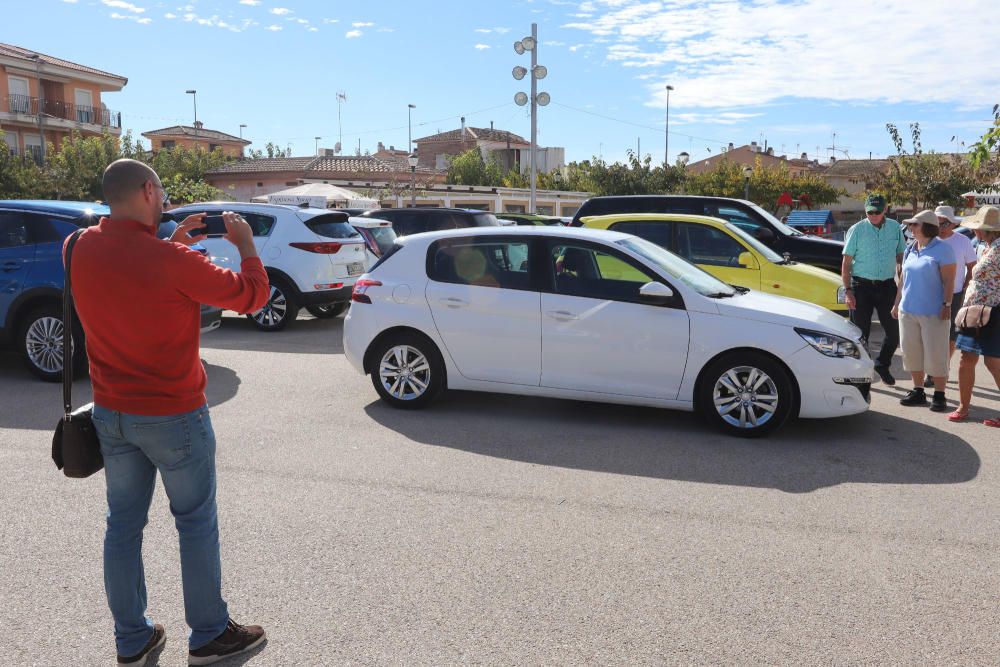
left=415, top=127, right=529, bottom=145
left=206, top=157, right=318, bottom=175
left=0, top=43, right=127, bottom=83
left=142, top=125, right=251, bottom=145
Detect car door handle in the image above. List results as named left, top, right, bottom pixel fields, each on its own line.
left=1, top=261, right=21, bottom=272
left=546, top=310, right=578, bottom=321
left=439, top=297, right=468, bottom=308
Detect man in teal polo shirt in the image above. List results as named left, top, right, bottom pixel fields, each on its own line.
left=841, top=194, right=907, bottom=384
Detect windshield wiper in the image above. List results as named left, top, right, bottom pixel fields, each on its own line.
left=705, top=290, right=737, bottom=298
left=730, top=285, right=750, bottom=294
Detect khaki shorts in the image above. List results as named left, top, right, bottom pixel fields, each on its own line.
left=899, top=311, right=951, bottom=378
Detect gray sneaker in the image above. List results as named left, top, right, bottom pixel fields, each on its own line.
left=188, top=619, right=266, bottom=666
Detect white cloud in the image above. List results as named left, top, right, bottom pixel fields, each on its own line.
left=266, top=24, right=282, bottom=31
left=672, top=111, right=763, bottom=126
left=474, top=43, right=490, bottom=50
left=565, top=0, right=1000, bottom=110
left=102, top=0, right=144, bottom=13
left=474, top=28, right=492, bottom=33
left=110, top=11, right=151, bottom=22
left=377, top=27, right=394, bottom=32
left=164, top=12, right=176, bottom=18
left=345, top=29, right=362, bottom=38
left=270, top=7, right=291, bottom=15
left=238, top=0, right=260, bottom=4
left=307, top=26, right=318, bottom=32
left=352, top=21, right=374, bottom=27
left=62, top=0, right=78, bottom=3
left=322, top=18, right=338, bottom=23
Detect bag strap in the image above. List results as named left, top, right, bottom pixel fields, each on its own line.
left=63, top=228, right=85, bottom=419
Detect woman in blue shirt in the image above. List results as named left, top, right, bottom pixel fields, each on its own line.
left=891, top=210, right=956, bottom=411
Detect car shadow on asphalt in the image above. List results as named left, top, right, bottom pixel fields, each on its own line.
left=0, top=359, right=241, bottom=431
left=363, top=392, right=981, bottom=494
left=198, top=314, right=345, bottom=355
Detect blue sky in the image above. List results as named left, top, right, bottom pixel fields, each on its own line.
left=11, top=0, right=996, bottom=166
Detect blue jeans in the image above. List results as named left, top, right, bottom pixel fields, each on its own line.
left=92, top=404, right=229, bottom=656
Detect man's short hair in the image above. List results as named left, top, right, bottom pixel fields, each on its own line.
left=102, top=159, right=158, bottom=204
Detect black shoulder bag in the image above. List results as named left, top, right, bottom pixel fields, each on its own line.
left=51, top=229, right=103, bottom=478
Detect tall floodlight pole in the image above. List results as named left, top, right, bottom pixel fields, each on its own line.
left=408, top=103, right=416, bottom=154
left=665, top=85, right=673, bottom=166
left=513, top=24, right=549, bottom=214
left=336, top=91, right=347, bottom=154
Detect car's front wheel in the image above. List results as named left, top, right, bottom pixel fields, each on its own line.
left=17, top=305, right=86, bottom=382
left=369, top=332, right=446, bottom=409
left=306, top=303, right=348, bottom=319
left=697, top=351, right=795, bottom=437
left=248, top=278, right=300, bottom=331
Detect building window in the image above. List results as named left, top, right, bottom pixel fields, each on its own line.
left=23, top=134, right=43, bottom=165
left=209, top=143, right=221, bottom=152
left=536, top=205, right=554, bottom=215
left=504, top=204, right=526, bottom=213
left=257, top=182, right=264, bottom=187
left=7, top=76, right=31, bottom=113
left=2, top=131, right=18, bottom=156
left=75, top=89, right=94, bottom=123
left=161, top=140, right=176, bottom=149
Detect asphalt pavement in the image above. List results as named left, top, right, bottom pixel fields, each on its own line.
left=1, top=314, right=997, bottom=665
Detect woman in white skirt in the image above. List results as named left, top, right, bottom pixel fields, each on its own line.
left=891, top=210, right=956, bottom=412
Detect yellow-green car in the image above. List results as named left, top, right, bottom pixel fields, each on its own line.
left=581, top=213, right=848, bottom=315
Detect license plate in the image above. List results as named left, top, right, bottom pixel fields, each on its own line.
left=347, top=262, right=365, bottom=276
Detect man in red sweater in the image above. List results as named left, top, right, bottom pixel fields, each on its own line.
left=69, top=159, right=269, bottom=666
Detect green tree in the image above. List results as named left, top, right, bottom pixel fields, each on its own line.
left=161, top=174, right=229, bottom=205
left=247, top=142, right=291, bottom=159
left=0, top=132, right=42, bottom=199
left=685, top=159, right=844, bottom=210
left=876, top=123, right=989, bottom=210
left=149, top=144, right=230, bottom=183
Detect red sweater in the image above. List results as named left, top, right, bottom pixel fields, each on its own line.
left=67, top=217, right=269, bottom=416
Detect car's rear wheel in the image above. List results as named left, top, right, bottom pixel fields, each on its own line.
left=248, top=278, right=299, bottom=331
left=697, top=351, right=794, bottom=437
left=369, top=332, right=445, bottom=409
left=17, top=305, right=86, bottom=382
left=306, top=303, right=348, bottom=319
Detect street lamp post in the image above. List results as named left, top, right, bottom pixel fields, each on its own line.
left=408, top=154, right=418, bottom=208
left=31, top=55, right=45, bottom=162
left=315, top=136, right=321, bottom=156
left=239, top=123, right=247, bottom=139
left=664, top=84, right=673, bottom=167
left=513, top=24, right=549, bottom=214
left=185, top=89, right=197, bottom=126
left=407, top=103, right=416, bottom=155
left=743, top=165, right=753, bottom=200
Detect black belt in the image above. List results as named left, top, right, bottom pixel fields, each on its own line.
left=851, top=277, right=894, bottom=285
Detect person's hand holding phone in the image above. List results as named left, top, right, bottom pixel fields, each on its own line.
left=222, top=211, right=258, bottom=258
left=168, top=213, right=208, bottom=246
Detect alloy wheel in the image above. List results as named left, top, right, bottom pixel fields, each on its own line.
left=378, top=345, right=431, bottom=401
left=253, top=285, right=288, bottom=328
left=25, top=316, right=66, bottom=374
left=712, top=365, right=780, bottom=429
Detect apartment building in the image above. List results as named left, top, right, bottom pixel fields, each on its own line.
left=0, top=43, right=127, bottom=162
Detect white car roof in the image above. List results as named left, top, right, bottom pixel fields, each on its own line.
left=395, top=226, right=633, bottom=246
left=171, top=201, right=342, bottom=219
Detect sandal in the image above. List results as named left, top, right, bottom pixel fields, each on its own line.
left=947, top=410, right=968, bottom=422
left=984, top=418, right=1000, bottom=428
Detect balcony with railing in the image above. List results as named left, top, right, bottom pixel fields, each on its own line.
left=2, top=94, right=122, bottom=130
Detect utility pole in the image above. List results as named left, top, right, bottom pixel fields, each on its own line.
left=664, top=84, right=673, bottom=166
left=31, top=55, right=45, bottom=162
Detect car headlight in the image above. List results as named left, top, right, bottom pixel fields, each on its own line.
left=796, top=328, right=861, bottom=359
left=837, top=285, right=847, bottom=304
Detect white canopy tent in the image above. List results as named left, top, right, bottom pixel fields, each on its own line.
left=252, top=183, right=379, bottom=209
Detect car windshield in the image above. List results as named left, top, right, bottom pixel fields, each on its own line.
left=304, top=214, right=362, bottom=239
left=746, top=201, right=804, bottom=236
left=616, top=236, right=736, bottom=298
left=723, top=222, right=785, bottom=264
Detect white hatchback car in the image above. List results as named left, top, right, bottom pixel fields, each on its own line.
left=344, top=227, right=874, bottom=437
left=171, top=202, right=368, bottom=330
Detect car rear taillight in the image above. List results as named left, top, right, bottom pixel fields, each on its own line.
left=356, top=229, right=381, bottom=257
left=352, top=279, right=382, bottom=304
left=289, top=242, right=342, bottom=254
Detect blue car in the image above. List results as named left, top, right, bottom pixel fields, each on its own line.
left=0, top=201, right=221, bottom=381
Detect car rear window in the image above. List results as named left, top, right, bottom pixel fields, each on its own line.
left=471, top=212, right=500, bottom=227
left=367, top=227, right=397, bottom=255
left=305, top=214, right=362, bottom=240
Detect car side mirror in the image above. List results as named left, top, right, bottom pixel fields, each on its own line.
left=753, top=228, right=776, bottom=243
left=639, top=281, right=675, bottom=305
left=737, top=251, right=759, bottom=269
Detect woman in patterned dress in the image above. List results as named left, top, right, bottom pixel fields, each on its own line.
left=951, top=206, right=1000, bottom=425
